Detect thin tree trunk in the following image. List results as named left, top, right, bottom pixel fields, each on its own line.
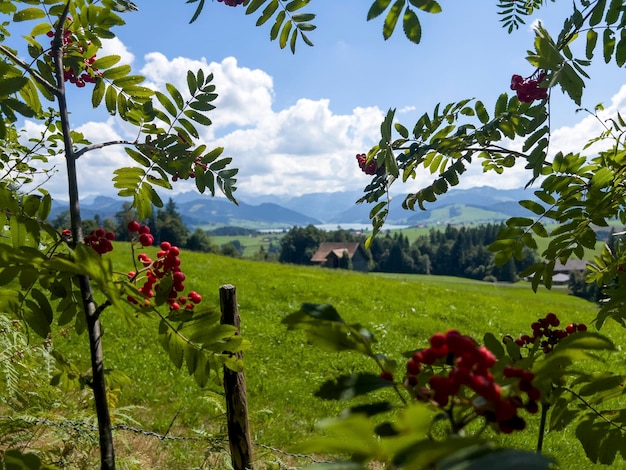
left=54, top=2, right=115, bottom=468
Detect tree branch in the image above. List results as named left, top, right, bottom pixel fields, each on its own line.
left=75, top=140, right=137, bottom=159
left=0, top=45, right=60, bottom=96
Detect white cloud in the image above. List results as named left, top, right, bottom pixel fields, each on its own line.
left=18, top=39, right=626, bottom=204
left=140, top=53, right=274, bottom=133
left=100, top=37, right=135, bottom=65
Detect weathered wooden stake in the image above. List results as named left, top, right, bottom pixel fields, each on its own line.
left=220, top=284, right=253, bottom=470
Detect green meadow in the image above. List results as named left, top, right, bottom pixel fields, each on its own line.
left=5, top=242, right=625, bottom=468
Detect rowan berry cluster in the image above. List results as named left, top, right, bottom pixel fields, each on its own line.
left=61, top=227, right=116, bottom=255
left=218, top=0, right=245, bottom=6
left=509, top=313, right=588, bottom=354
left=406, top=330, right=539, bottom=433
left=171, top=155, right=207, bottom=182
left=84, top=228, right=115, bottom=255
left=510, top=71, right=548, bottom=103
left=46, top=17, right=101, bottom=88
left=126, top=222, right=202, bottom=311
left=356, top=153, right=382, bottom=176
left=128, top=220, right=154, bottom=247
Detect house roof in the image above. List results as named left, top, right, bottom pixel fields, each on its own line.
left=554, top=260, right=588, bottom=272
left=311, top=242, right=361, bottom=263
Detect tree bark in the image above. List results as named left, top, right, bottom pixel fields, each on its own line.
left=220, top=284, right=253, bottom=470
left=54, top=3, right=115, bottom=468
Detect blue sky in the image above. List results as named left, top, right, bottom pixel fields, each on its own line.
left=13, top=1, right=626, bottom=201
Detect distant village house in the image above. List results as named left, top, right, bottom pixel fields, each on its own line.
left=311, top=242, right=369, bottom=272
left=552, top=259, right=588, bottom=284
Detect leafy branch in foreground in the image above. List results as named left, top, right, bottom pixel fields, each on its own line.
left=284, top=305, right=623, bottom=467
left=366, top=0, right=442, bottom=44
left=187, top=0, right=316, bottom=53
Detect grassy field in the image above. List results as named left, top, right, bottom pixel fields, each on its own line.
left=210, top=232, right=282, bottom=257
left=3, top=243, right=625, bottom=469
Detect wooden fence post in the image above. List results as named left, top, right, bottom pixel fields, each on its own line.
left=220, top=284, right=253, bottom=470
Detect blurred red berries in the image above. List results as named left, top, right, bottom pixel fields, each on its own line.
left=406, top=329, right=539, bottom=434
left=509, top=313, right=587, bottom=353
left=356, top=153, right=384, bottom=176
left=85, top=228, right=115, bottom=255
left=510, top=71, right=548, bottom=103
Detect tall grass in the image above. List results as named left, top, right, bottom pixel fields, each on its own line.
left=6, top=242, right=624, bottom=468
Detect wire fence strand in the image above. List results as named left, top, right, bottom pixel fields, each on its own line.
left=0, top=416, right=333, bottom=464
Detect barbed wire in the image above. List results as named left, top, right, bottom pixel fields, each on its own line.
left=0, top=416, right=332, bottom=464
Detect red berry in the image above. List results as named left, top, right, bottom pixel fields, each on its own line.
left=160, top=241, right=172, bottom=251
left=139, top=225, right=151, bottom=234
left=527, top=387, right=541, bottom=402
left=139, top=233, right=154, bottom=247
left=128, top=221, right=140, bottom=232
left=406, top=360, right=421, bottom=375
left=380, top=371, right=394, bottom=382
left=429, top=333, right=446, bottom=349
left=526, top=401, right=539, bottom=414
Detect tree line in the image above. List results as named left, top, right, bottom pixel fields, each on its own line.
left=55, top=198, right=600, bottom=288
left=278, top=223, right=539, bottom=282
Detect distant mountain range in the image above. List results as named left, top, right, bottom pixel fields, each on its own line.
left=50, top=186, right=536, bottom=229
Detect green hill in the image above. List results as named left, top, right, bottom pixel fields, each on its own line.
left=4, top=244, right=622, bottom=468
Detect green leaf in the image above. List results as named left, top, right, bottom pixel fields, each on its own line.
left=183, top=109, right=211, bottom=126
left=13, top=7, right=46, bottom=21
left=166, top=83, right=185, bottom=110
left=603, top=28, right=616, bottom=64
left=155, top=91, right=177, bottom=117
left=605, top=0, right=621, bottom=25
left=38, top=192, right=52, bottom=220
left=586, top=29, right=598, bottom=59
left=285, top=0, right=309, bottom=12
left=101, top=64, right=131, bottom=80
left=483, top=332, right=505, bottom=359
left=186, top=70, right=198, bottom=95
left=92, top=55, right=121, bottom=69
left=615, top=29, right=626, bottom=67
left=556, top=63, right=585, bottom=105
left=92, top=78, right=105, bottom=108
left=367, top=0, right=393, bottom=20
left=408, top=0, right=442, bottom=13
left=105, top=85, right=117, bottom=115
left=519, top=199, right=545, bottom=215
left=279, top=20, right=293, bottom=48
left=257, top=0, right=278, bottom=26
left=297, top=414, right=379, bottom=459
left=286, top=303, right=345, bottom=325
left=245, top=0, right=266, bottom=15
left=475, top=101, right=489, bottom=124
left=315, top=373, right=394, bottom=401
left=0, top=76, right=28, bottom=96
left=439, top=447, right=554, bottom=470
left=402, top=7, right=421, bottom=44
left=383, top=0, right=404, bottom=40
left=589, top=0, right=606, bottom=26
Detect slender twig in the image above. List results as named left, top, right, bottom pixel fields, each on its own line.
left=0, top=45, right=60, bottom=95
left=563, top=386, right=626, bottom=432
left=74, top=140, right=137, bottom=159
left=537, top=402, right=549, bottom=453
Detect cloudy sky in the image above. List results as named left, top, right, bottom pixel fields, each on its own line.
left=13, top=1, right=626, bottom=202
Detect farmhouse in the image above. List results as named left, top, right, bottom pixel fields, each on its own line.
left=552, top=259, right=588, bottom=284
left=310, top=242, right=369, bottom=272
